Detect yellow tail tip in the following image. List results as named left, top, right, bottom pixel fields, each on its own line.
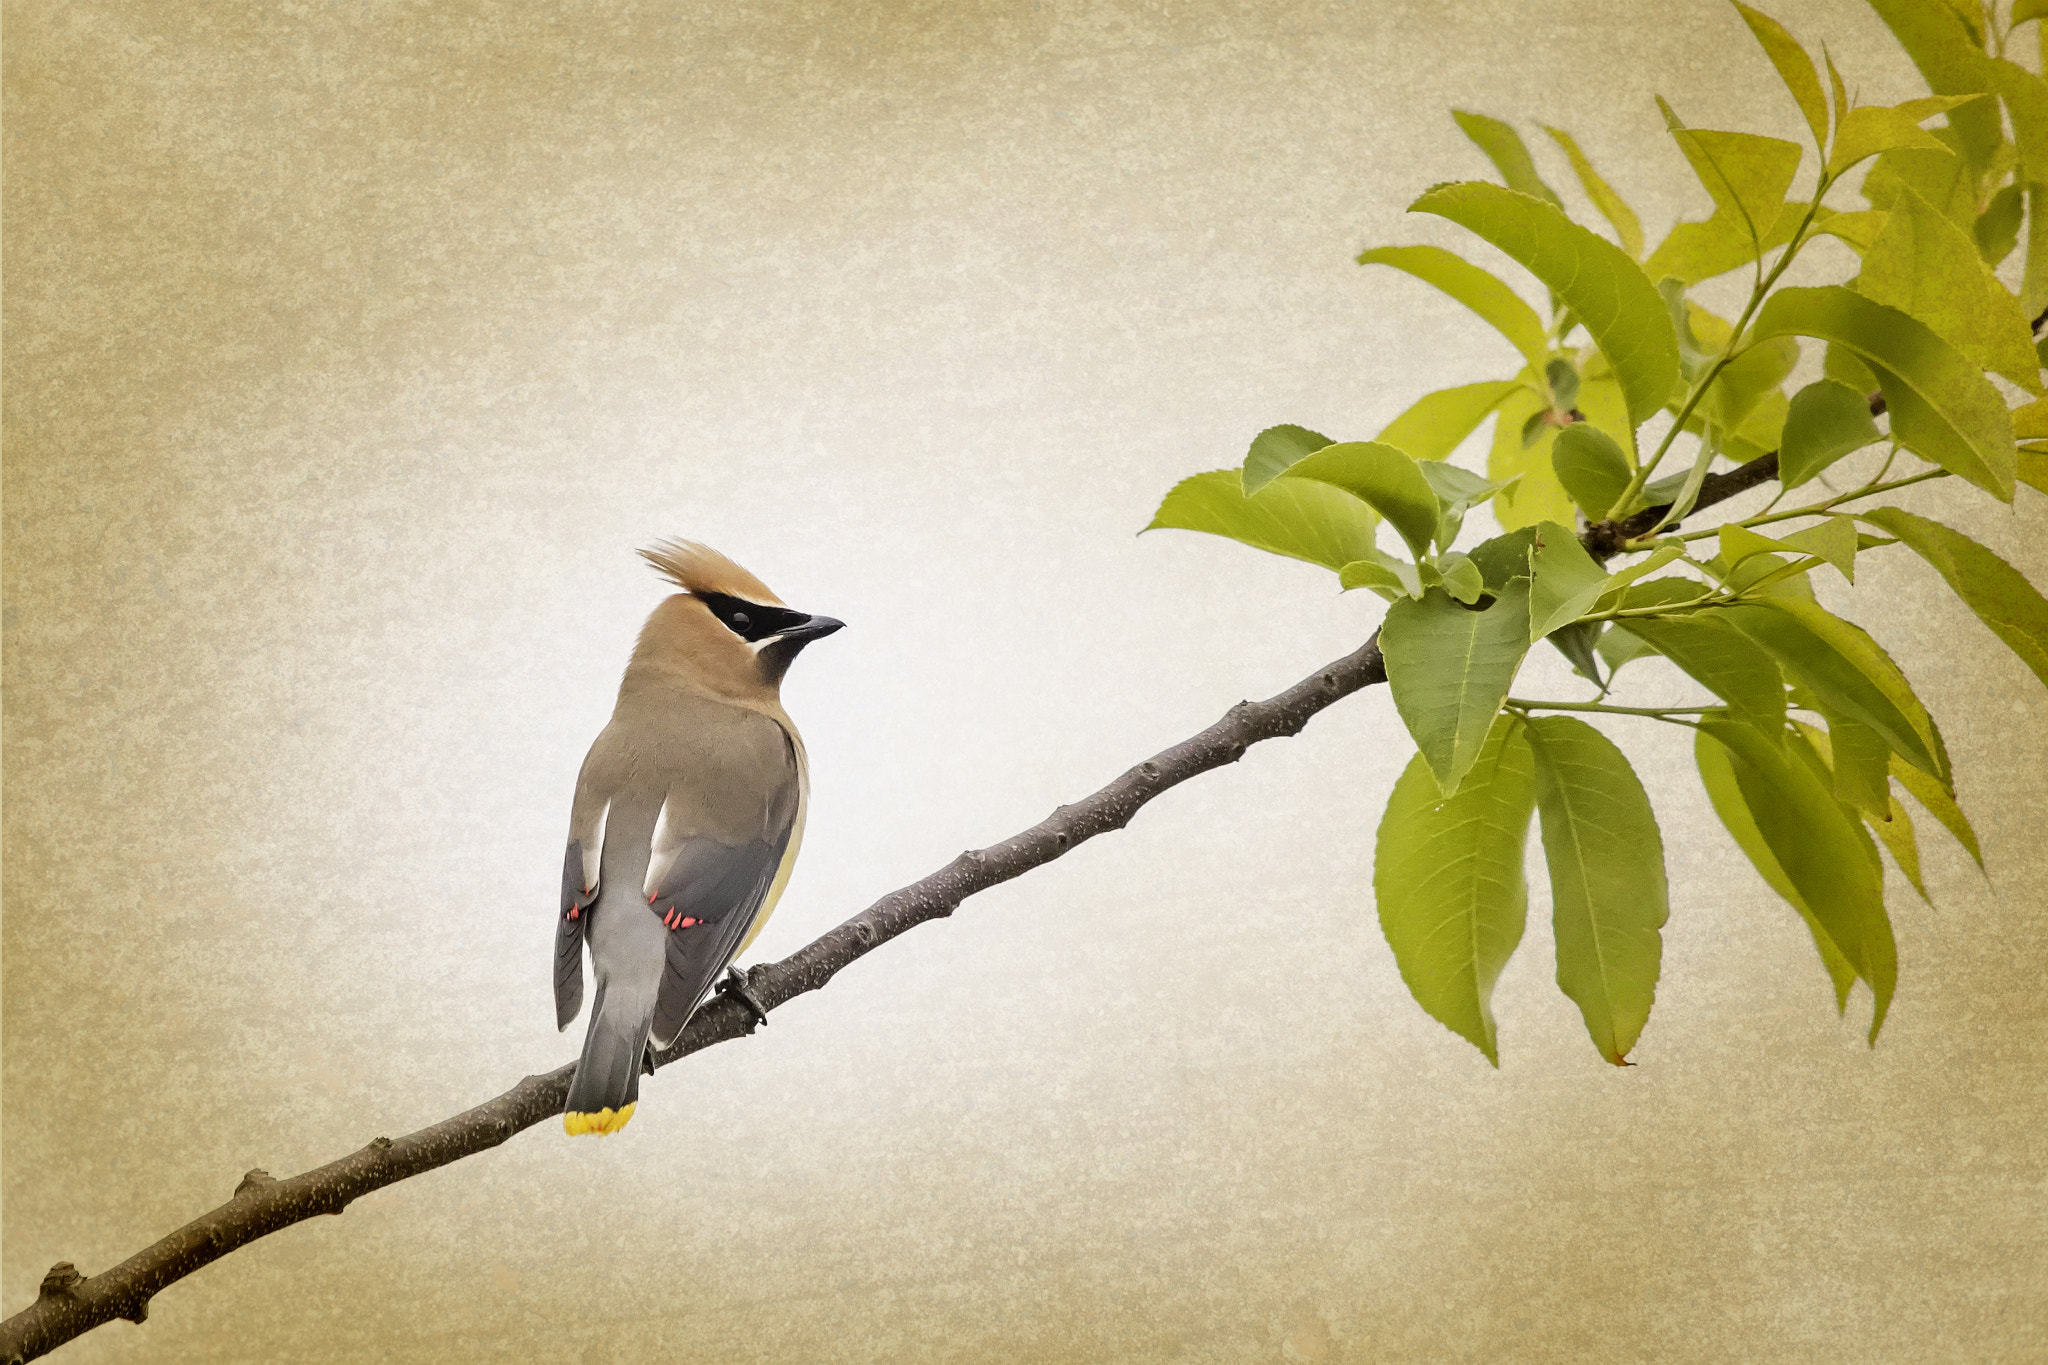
left=563, top=1103, right=635, bottom=1136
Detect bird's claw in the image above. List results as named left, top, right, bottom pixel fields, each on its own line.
left=716, top=965, right=770, bottom=1030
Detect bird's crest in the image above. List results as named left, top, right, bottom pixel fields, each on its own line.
left=639, top=539, right=783, bottom=606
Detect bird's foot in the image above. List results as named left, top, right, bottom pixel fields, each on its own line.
left=716, top=965, right=770, bottom=1030
left=641, top=1042, right=657, bottom=1077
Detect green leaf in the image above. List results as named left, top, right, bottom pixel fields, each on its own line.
left=1698, top=717, right=1896, bottom=1040
left=1984, top=56, right=2048, bottom=188
left=1862, top=0, right=2002, bottom=168
left=1357, top=245, right=1551, bottom=373
left=1662, top=282, right=1717, bottom=380
left=1547, top=619, right=1606, bottom=684
left=1976, top=183, right=2023, bottom=267
left=1540, top=125, right=1645, bottom=257
left=1659, top=100, right=1804, bottom=247
left=1145, top=470, right=1380, bottom=571
left=1653, top=437, right=1721, bottom=532
left=2028, top=185, right=2048, bottom=321
left=1871, top=786, right=1930, bottom=904
left=1824, top=340, right=1880, bottom=394
left=1719, top=518, right=1857, bottom=583
left=1827, top=94, right=1987, bottom=175
left=1812, top=208, right=1890, bottom=253
left=2024, top=449, right=2048, bottom=497
left=1734, top=385, right=1791, bottom=453
left=1382, top=581, right=1534, bottom=795
left=2015, top=397, right=2048, bottom=440
left=1545, top=356, right=1581, bottom=413
left=1278, top=441, right=1443, bottom=561
left=1413, top=183, right=1680, bottom=429
left=1704, top=334, right=1801, bottom=435
left=1935, top=0, right=1987, bottom=46
left=1436, top=551, right=1485, bottom=604
left=1825, top=43, right=1850, bottom=134
left=1726, top=550, right=1818, bottom=602
left=1417, top=459, right=1516, bottom=550
left=1376, top=381, right=1523, bottom=461
left=1860, top=508, right=2048, bottom=694
left=1721, top=598, right=1947, bottom=784
left=1464, top=523, right=1541, bottom=585
left=1777, top=515, right=1861, bottom=582
left=1890, top=750, right=1982, bottom=868
left=1720, top=525, right=1821, bottom=590
left=1644, top=202, right=1802, bottom=285
left=1338, top=555, right=1418, bottom=601
left=1374, top=715, right=1537, bottom=1065
left=1748, top=285, right=2015, bottom=499
left=1856, top=184, right=2042, bottom=394
left=1240, top=424, right=1336, bottom=496
left=1488, top=376, right=1578, bottom=531
left=1615, top=614, right=1787, bottom=732
left=1551, top=422, right=1634, bottom=520
left=1452, top=110, right=1565, bottom=207
left=1525, top=716, right=1669, bottom=1064
left=1597, top=621, right=1661, bottom=676
left=1779, top=379, right=1882, bottom=487
left=1527, top=520, right=1610, bottom=641
left=2018, top=0, right=2048, bottom=26
left=1732, top=1, right=1830, bottom=152
left=1796, top=715, right=1892, bottom=822
left=1863, top=146, right=1975, bottom=228
left=1693, top=725, right=1857, bottom=1012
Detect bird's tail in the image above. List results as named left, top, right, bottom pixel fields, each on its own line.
left=564, top=981, right=652, bottom=1136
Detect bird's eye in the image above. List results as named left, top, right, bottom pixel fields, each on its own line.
left=730, top=611, right=751, bottom=630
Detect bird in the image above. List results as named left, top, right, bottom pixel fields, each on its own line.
left=554, top=539, right=843, bottom=1136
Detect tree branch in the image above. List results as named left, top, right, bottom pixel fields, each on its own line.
left=0, top=445, right=1802, bottom=1363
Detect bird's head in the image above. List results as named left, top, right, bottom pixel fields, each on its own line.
left=626, top=539, right=845, bottom=702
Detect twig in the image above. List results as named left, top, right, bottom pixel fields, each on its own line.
left=0, top=448, right=1836, bottom=1363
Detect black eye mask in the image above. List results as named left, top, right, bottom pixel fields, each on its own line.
left=696, top=592, right=809, bottom=643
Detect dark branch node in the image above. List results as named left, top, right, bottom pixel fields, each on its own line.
left=233, top=1170, right=275, bottom=1200
left=35, top=1267, right=78, bottom=1303
left=1583, top=451, right=1785, bottom=560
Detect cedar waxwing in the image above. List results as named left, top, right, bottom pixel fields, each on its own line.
left=555, top=540, right=843, bottom=1136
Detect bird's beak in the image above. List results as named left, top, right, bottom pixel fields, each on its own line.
left=778, top=614, right=846, bottom=645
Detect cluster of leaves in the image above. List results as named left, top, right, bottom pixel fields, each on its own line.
left=1148, top=0, right=2048, bottom=1066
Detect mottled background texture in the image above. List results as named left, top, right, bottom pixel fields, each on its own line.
left=5, top=0, right=2046, bottom=1360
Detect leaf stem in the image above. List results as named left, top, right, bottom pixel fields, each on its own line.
left=1505, top=697, right=1714, bottom=720
left=1669, top=467, right=1949, bottom=541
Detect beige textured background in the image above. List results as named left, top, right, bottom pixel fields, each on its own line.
left=6, top=1, right=2046, bottom=1360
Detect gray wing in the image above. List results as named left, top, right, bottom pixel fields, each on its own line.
left=553, top=837, right=602, bottom=1030
left=646, top=830, right=792, bottom=1047
left=554, top=770, right=612, bottom=1031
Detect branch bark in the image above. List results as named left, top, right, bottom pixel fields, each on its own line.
left=0, top=451, right=1792, bottom=1363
